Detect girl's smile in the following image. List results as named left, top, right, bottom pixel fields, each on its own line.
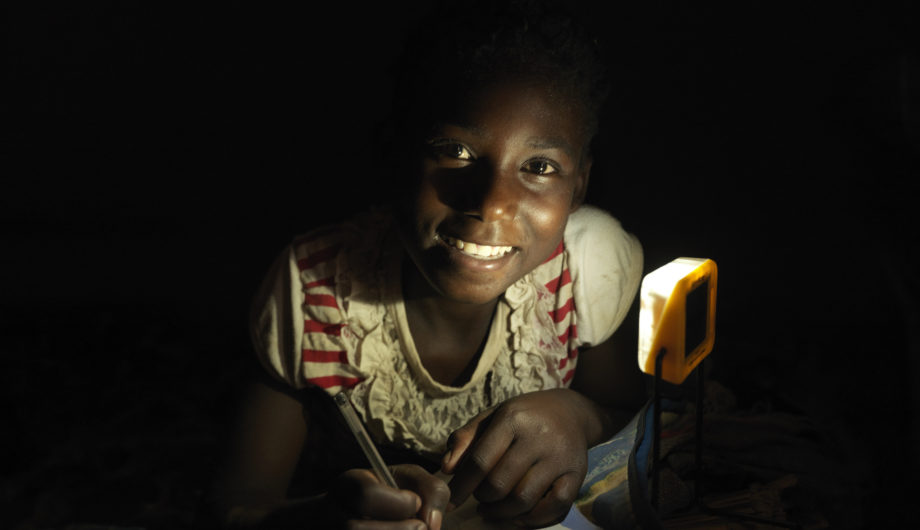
left=399, top=78, right=591, bottom=306
left=436, top=233, right=514, bottom=260
left=433, top=231, right=519, bottom=277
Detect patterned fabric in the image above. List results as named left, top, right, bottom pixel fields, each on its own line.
left=250, top=205, right=642, bottom=457
left=576, top=401, right=661, bottom=529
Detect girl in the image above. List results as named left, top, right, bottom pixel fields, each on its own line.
left=212, top=1, right=645, bottom=528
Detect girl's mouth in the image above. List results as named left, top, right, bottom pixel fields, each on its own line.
left=436, top=234, right=514, bottom=260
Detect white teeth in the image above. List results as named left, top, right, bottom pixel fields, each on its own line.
left=442, top=235, right=513, bottom=259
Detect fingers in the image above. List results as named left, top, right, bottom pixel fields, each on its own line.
left=479, top=470, right=582, bottom=527
left=470, top=441, right=534, bottom=503
left=475, top=455, right=555, bottom=515
left=446, top=417, right=515, bottom=507
left=522, top=472, right=582, bottom=527
left=330, top=468, right=421, bottom=521
left=392, top=465, right=451, bottom=530
left=441, top=406, right=495, bottom=473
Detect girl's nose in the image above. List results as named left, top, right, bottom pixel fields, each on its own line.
left=464, top=164, right=519, bottom=222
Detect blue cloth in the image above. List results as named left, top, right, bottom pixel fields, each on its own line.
left=575, top=401, right=662, bottom=529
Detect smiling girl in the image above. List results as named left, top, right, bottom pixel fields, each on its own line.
left=211, top=2, right=645, bottom=528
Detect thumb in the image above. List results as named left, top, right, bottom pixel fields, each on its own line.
left=441, top=406, right=495, bottom=474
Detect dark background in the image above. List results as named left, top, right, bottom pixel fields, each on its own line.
left=2, top=1, right=917, bottom=528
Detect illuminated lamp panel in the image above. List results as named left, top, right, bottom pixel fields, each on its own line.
left=638, top=258, right=717, bottom=385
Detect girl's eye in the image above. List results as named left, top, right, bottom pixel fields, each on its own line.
left=523, top=159, right=558, bottom=175
left=429, top=141, right=474, bottom=161
left=446, top=144, right=474, bottom=160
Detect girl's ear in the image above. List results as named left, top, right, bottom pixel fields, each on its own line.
left=570, top=158, right=591, bottom=212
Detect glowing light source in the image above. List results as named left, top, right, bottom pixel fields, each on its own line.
left=638, top=258, right=718, bottom=384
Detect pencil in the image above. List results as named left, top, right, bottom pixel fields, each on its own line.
left=333, top=391, right=399, bottom=488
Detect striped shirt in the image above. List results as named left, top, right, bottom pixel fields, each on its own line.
left=250, top=205, right=643, bottom=454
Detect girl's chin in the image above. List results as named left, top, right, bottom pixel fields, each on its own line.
left=427, top=268, right=519, bottom=306
left=433, top=286, right=506, bottom=306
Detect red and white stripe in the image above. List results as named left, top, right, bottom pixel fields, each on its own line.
left=541, top=240, right=579, bottom=385
left=294, top=229, right=364, bottom=394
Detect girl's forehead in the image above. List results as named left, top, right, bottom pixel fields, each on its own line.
left=434, top=79, right=590, bottom=151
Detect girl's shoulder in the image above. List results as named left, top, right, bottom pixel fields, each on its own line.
left=563, top=205, right=644, bottom=346
left=564, top=205, right=641, bottom=256
left=287, top=210, right=398, bottom=285
left=562, top=205, right=642, bottom=275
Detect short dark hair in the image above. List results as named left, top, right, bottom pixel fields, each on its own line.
left=391, top=0, right=610, bottom=146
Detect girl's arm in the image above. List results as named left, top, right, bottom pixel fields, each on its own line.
left=210, top=375, right=449, bottom=529
left=568, top=303, right=647, bottom=441
left=209, top=375, right=311, bottom=526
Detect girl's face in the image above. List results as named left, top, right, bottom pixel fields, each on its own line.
left=399, top=78, right=591, bottom=306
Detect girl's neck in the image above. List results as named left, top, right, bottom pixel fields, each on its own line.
left=401, top=257, right=499, bottom=329
left=402, top=258, right=499, bottom=386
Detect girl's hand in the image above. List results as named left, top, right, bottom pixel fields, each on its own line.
left=440, top=389, right=602, bottom=528
left=327, top=464, right=450, bottom=530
